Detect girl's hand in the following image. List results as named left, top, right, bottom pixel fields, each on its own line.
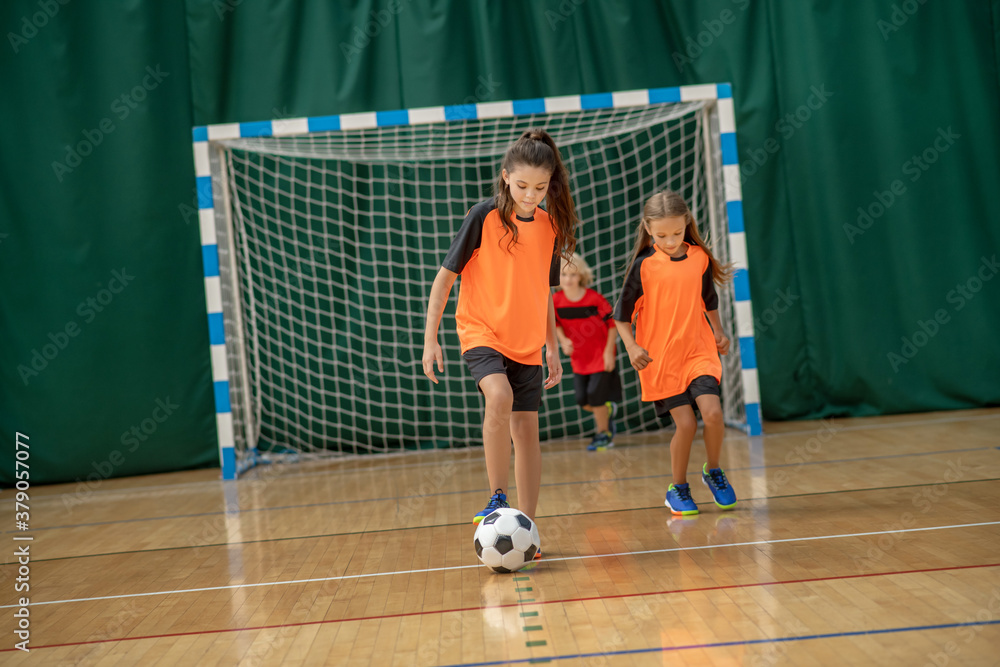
left=715, top=333, right=730, bottom=356
left=422, top=340, right=444, bottom=384
left=603, top=348, right=616, bottom=372
left=560, top=339, right=573, bottom=357
left=627, top=344, right=652, bottom=371
left=543, top=346, right=562, bottom=389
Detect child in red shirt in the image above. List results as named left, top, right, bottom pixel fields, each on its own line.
left=554, top=253, right=622, bottom=451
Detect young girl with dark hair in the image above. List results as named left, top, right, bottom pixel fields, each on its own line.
left=423, top=129, right=578, bottom=532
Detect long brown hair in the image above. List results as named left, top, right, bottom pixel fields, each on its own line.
left=622, top=190, right=733, bottom=285
left=492, top=129, right=577, bottom=258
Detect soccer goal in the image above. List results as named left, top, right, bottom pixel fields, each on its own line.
left=191, top=83, right=762, bottom=479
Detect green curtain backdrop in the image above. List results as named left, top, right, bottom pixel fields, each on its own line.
left=2, top=0, right=998, bottom=484
left=1, top=1, right=217, bottom=485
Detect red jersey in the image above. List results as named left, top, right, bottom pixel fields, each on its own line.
left=442, top=199, right=560, bottom=365
left=553, top=288, right=614, bottom=375
left=613, top=243, right=721, bottom=401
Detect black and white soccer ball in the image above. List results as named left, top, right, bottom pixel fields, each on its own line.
left=473, top=507, right=541, bottom=573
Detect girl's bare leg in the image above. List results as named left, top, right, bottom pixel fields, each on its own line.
left=668, top=405, right=698, bottom=484
left=478, top=374, right=513, bottom=493
left=509, top=410, right=541, bottom=520
left=694, top=394, right=725, bottom=470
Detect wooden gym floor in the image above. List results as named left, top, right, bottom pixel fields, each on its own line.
left=2, top=408, right=999, bottom=665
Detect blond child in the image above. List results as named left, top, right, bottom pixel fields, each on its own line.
left=553, top=253, right=622, bottom=451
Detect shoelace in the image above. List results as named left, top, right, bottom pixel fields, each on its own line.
left=487, top=490, right=508, bottom=509
left=673, top=484, right=693, bottom=502
left=708, top=469, right=729, bottom=490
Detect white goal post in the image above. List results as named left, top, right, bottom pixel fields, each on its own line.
left=191, top=83, right=763, bottom=479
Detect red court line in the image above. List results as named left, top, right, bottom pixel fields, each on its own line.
left=6, top=561, right=998, bottom=652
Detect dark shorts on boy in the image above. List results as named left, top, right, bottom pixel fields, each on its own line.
left=574, top=370, right=623, bottom=408
left=462, top=346, right=544, bottom=412
left=653, top=375, right=721, bottom=417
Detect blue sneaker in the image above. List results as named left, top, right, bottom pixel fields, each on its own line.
left=665, top=483, right=699, bottom=515
left=586, top=431, right=614, bottom=451
left=701, top=464, right=737, bottom=509
left=605, top=401, right=618, bottom=436
left=472, top=489, right=509, bottom=524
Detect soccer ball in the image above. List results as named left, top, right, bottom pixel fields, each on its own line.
left=473, top=508, right=540, bottom=573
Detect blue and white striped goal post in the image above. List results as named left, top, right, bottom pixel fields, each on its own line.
left=191, top=82, right=764, bottom=479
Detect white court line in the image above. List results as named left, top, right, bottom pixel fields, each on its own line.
left=6, top=520, right=998, bottom=609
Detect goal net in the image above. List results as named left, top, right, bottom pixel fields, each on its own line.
left=204, top=91, right=755, bottom=472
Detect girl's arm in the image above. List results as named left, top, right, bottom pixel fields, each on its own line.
left=615, top=320, right=652, bottom=371
left=706, top=309, right=730, bottom=355
left=603, top=325, right=618, bottom=371
left=422, top=267, right=459, bottom=383
left=543, top=294, right=562, bottom=389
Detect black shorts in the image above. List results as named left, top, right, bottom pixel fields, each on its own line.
left=574, top=370, right=623, bottom=408
left=653, top=375, right=721, bottom=417
left=462, top=346, right=544, bottom=412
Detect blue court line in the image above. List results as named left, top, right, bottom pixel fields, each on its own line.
left=436, top=619, right=1000, bottom=667
left=7, top=446, right=996, bottom=534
